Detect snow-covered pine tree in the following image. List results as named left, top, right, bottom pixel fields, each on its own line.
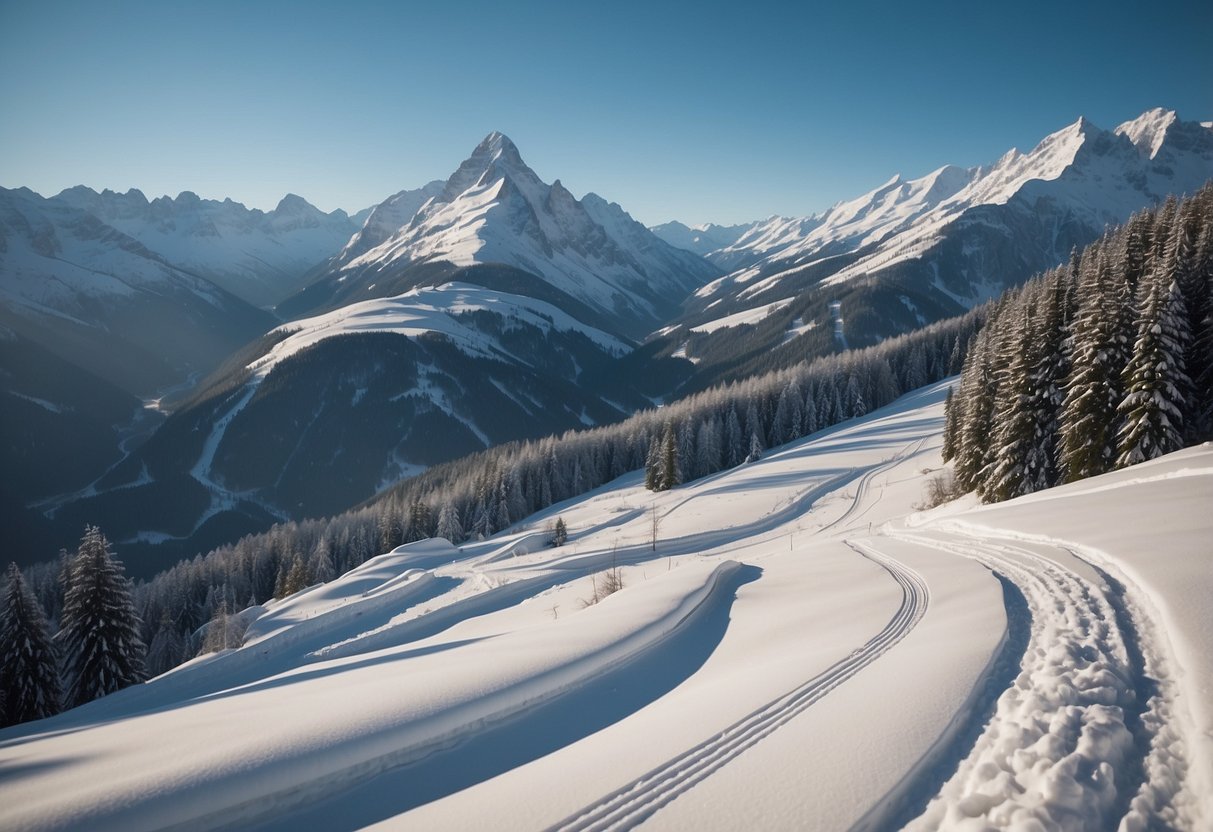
left=1115, top=269, right=1192, bottom=467
left=436, top=502, right=463, bottom=543
left=1172, top=197, right=1213, bottom=441
left=941, top=386, right=958, bottom=462
left=985, top=306, right=1043, bottom=501
left=311, top=538, right=335, bottom=584
left=58, top=527, right=146, bottom=707
left=1, top=563, right=61, bottom=726
left=658, top=423, right=682, bottom=491
left=953, top=328, right=997, bottom=492
left=724, top=407, right=743, bottom=469
left=745, top=431, right=763, bottom=463
left=1060, top=248, right=1122, bottom=482
left=145, top=612, right=186, bottom=678
left=846, top=373, right=866, bottom=418
left=551, top=517, right=568, bottom=547
left=644, top=435, right=661, bottom=490
left=1029, top=269, right=1073, bottom=488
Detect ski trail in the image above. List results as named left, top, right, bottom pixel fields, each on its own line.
left=548, top=540, right=928, bottom=832
left=816, top=437, right=926, bottom=537
left=886, top=528, right=1187, bottom=831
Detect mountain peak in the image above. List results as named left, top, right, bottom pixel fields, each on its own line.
left=1115, top=107, right=1179, bottom=159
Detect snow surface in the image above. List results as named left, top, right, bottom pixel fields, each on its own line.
left=1, top=383, right=1208, bottom=831
left=252, top=281, right=628, bottom=377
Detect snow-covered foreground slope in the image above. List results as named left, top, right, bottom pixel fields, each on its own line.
left=1, top=383, right=1209, bottom=831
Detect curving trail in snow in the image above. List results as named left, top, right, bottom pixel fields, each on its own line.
left=548, top=540, right=928, bottom=832
left=888, top=527, right=1189, bottom=831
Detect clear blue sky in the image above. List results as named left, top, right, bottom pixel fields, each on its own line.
left=1, top=0, right=1209, bottom=225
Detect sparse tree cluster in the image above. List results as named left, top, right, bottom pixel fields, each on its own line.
left=945, top=184, right=1213, bottom=502
left=2, top=526, right=146, bottom=727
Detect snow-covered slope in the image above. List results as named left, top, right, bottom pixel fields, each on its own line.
left=0, top=186, right=274, bottom=394
left=685, top=108, right=1213, bottom=328
left=3, top=382, right=1207, bottom=831
left=53, top=186, right=362, bottom=307
left=290, top=132, right=721, bottom=338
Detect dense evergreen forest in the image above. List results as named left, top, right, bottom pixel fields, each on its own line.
left=944, top=184, right=1213, bottom=502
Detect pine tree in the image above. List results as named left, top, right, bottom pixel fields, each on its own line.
left=58, top=527, right=146, bottom=707
left=1, top=563, right=61, bottom=726
left=985, top=308, right=1041, bottom=501
left=1116, top=272, right=1192, bottom=467
left=745, top=431, right=764, bottom=463
left=724, top=407, right=744, bottom=468
left=311, top=538, right=335, bottom=584
left=551, top=517, right=568, bottom=547
left=436, top=502, right=463, bottom=543
left=1060, top=249, right=1121, bottom=482
left=145, top=612, right=186, bottom=678
left=644, top=435, right=661, bottom=491
left=658, top=423, right=682, bottom=490
left=281, top=555, right=310, bottom=597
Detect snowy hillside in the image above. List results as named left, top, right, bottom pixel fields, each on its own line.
left=53, top=186, right=362, bottom=307
left=3, top=381, right=1207, bottom=830
left=288, top=132, right=721, bottom=338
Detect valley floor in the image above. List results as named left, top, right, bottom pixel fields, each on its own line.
left=1, top=382, right=1209, bottom=831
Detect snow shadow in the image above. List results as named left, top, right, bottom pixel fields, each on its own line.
left=852, top=572, right=1031, bottom=832
left=250, top=563, right=763, bottom=831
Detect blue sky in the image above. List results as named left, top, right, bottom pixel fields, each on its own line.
left=1, top=0, right=1209, bottom=225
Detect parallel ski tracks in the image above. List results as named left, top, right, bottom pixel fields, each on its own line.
left=549, top=540, right=929, bottom=832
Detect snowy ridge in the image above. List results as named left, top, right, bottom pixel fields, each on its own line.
left=688, top=108, right=1213, bottom=316
left=52, top=187, right=363, bottom=307
left=251, top=281, right=629, bottom=378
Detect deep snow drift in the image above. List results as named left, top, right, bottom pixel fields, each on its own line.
left=1, top=382, right=1208, bottom=831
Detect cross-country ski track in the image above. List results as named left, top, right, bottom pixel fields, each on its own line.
left=2, top=381, right=1208, bottom=831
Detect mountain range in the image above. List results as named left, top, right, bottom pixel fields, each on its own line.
left=646, top=107, right=1213, bottom=387
left=2, top=107, right=1209, bottom=572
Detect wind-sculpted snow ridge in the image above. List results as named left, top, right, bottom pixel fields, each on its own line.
left=549, top=540, right=927, bottom=832
left=889, top=529, right=1191, bottom=831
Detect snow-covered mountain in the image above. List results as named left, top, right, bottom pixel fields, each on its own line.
left=53, top=186, right=363, bottom=307
left=283, top=132, right=721, bottom=338
left=649, top=220, right=758, bottom=257
left=691, top=108, right=1213, bottom=312
left=5, top=383, right=1209, bottom=831
left=650, top=108, right=1213, bottom=392
left=0, top=186, right=274, bottom=395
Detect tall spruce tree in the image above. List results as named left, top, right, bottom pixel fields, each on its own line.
left=1116, top=271, right=1192, bottom=467
left=1060, top=249, right=1121, bottom=482
left=1, top=563, right=62, bottom=726
left=58, top=527, right=146, bottom=707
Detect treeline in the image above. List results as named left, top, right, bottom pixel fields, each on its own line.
left=13, top=300, right=982, bottom=681
left=944, top=183, right=1213, bottom=501
left=1, top=527, right=145, bottom=728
